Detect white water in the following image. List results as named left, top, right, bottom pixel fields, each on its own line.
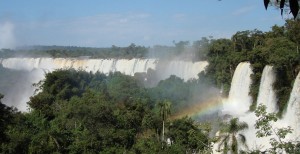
left=0, top=57, right=208, bottom=111
left=218, top=63, right=299, bottom=152
left=222, top=62, right=253, bottom=116
left=256, top=66, right=278, bottom=113
left=242, top=72, right=300, bottom=151
left=217, top=62, right=256, bottom=152
left=156, top=60, right=208, bottom=81
left=217, top=63, right=272, bottom=152
left=0, top=58, right=208, bottom=80
left=283, top=72, right=300, bottom=139
left=238, top=65, right=278, bottom=151
left=1, top=58, right=157, bottom=74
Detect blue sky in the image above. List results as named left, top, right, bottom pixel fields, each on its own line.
left=0, top=0, right=289, bottom=48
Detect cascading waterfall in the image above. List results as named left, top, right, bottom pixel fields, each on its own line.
left=0, top=58, right=208, bottom=81
left=220, top=64, right=299, bottom=152
left=0, top=58, right=159, bottom=75
left=238, top=65, right=278, bottom=152
left=218, top=63, right=278, bottom=152
left=222, top=62, right=253, bottom=116
left=215, top=62, right=255, bottom=153
left=256, top=65, right=278, bottom=113
left=156, top=60, right=208, bottom=81
left=242, top=71, right=300, bottom=151
left=0, top=57, right=208, bottom=111
left=283, top=72, right=300, bottom=139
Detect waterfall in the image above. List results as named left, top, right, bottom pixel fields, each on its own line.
left=256, top=65, right=278, bottom=113
left=0, top=58, right=207, bottom=80
left=0, top=57, right=208, bottom=112
left=156, top=60, right=208, bottom=81
left=222, top=62, right=253, bottom=116
left=283, top=72, right=300, bottom=139
left=233, top=67, right=299, bottom=151
left=220, top=63, right=277, bottom=152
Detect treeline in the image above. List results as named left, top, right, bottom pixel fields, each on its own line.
left=0, top=44, right=148, bottom=59
left=0, top=69, right=213, bottom=153
left=0, top=41, right=209, bottom=60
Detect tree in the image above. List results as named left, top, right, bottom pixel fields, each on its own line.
left=107, top=72, right=142, bottom=103
left=0, top=94, right=15, bottom=143
left=209, top=38, right=232, bottom=57
left=254, top=104, right=300, bottom=153
left=217, top=118, right=248, bottom=154
left=192, top=37, right=210, bottom=60
left=266, top=25, right=285, bottom=38
left=285, top=19, right=300, bottom=53
left=168, top=117, right=211, bottom=153
left=157, top=100, right=171, bottom=142
left=173, top=40, right=190, bottom=55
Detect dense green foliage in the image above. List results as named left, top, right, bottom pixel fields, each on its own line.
left=0, top=70, right=211, bottom=153
left=0, top=94, right=15, bottom=144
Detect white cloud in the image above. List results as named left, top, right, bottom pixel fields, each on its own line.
left=232, top=6, right=256, bottom=16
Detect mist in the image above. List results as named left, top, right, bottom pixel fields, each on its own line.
left=0, top=64, right=45, bottom=112
left=0, top=21, right=16, bottom=49
left=143, top=40, right=222, bottom=121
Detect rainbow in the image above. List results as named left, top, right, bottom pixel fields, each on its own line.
left=170, top=97, right=225, bottom=120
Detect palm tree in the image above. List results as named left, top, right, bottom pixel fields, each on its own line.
left=217, top=118, right=248, bottom=154
left=157, top=100, right=171, bottom=142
